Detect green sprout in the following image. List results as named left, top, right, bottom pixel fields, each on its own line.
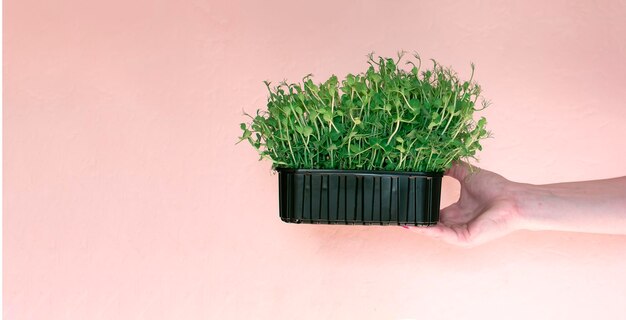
left=239, top=51, right=490, bottom=173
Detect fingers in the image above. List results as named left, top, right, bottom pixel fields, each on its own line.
left=401, top=203, right=466, bottom=244
left=404, top=223, right=463, bottom=244
left=405, top=217, right=512, bottom=247
left=405, top=224, right=456, bottom=242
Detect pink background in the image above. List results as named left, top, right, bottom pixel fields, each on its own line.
left=5, top=0, right=626, bottom=319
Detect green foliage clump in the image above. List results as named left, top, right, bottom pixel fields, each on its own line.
left=239, top=52, right=490, bottom=173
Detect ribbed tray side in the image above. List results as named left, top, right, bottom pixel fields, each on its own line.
left=278, top=169, right=442, bottom=226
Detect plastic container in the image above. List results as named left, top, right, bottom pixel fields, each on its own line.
left=276, top=168, right=443, bottom=226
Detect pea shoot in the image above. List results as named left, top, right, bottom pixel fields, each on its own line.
left=239, top=52, right=490, bottom=173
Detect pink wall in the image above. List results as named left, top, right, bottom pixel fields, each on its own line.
left=5, top=0, right=626, bottom=319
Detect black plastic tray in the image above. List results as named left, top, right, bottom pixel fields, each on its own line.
left=276, top=168, right=443, bottom=226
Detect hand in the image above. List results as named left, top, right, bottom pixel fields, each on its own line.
left=405, top=162, right=524, bottom=246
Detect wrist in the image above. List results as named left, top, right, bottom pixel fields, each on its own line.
left=506, top=182, right=547, bottom=231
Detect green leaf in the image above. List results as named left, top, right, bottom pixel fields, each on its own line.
left=369, top=137, right=383, bottom=146
left=346, top=74, right=356, bottom=86
left=428, top=112, right=442, bottom=129
left=356, top=83, right=367, bottom=94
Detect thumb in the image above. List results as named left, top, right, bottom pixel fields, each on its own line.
left=445, top=161, right=474, bottom=183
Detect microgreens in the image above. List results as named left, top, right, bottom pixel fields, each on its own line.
left=239, top=52, right=490, bottom=172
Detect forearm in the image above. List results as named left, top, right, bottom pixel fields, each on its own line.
left=513, top=177, right=626, bottom=235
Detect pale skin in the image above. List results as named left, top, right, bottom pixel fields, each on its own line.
left=405, top=162, right=626, bottom=246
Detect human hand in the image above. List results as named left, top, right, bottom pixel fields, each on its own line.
left=405, top=162, right=524, bottom=246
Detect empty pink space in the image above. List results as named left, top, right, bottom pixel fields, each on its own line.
left=4, top=0, right=626, bottom=319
